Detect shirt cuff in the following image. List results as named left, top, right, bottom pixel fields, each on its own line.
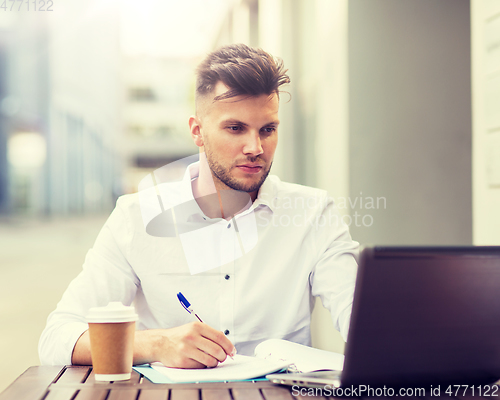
left=41, top=322, right=89, bottom=366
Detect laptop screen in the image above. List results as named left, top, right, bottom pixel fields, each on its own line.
left=342, top=246, right=500, bottom=387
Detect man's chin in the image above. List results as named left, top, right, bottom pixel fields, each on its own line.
left=229, top=181, right=262, bottom=193
left=209, top=162, right=272, bottom=193
left=226, top=174, right=268, bottom=193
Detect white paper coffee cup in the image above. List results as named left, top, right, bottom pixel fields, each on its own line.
left=86, top=302, right=138, bottom=381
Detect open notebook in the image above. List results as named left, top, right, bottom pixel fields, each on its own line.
left=134, top=339, right=345, bottom=384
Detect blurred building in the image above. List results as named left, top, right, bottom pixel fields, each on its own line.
left=121, top=56, right=198, bottom=193
left=0, top=16, right=11, bottom=215
left=1, top=12, right=50, bottom=216
left=0, top=1, right=121, bottom=216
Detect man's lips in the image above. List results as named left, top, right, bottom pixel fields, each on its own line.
left=236, top=164, right=263, bottom=174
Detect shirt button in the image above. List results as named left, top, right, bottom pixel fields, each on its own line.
left=224, top=330, right=230, bottom=335
left=225, top=274, right=230, bottom=280
left=227, top=223, right=231, bottom=229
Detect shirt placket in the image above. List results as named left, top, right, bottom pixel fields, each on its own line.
left=219, top=217, right=236, bottom=343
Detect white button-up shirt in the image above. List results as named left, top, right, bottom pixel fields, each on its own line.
left=39, top=162, right=359, bottom=365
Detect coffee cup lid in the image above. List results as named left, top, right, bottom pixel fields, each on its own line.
left=86, top=302, right=138, bottom=323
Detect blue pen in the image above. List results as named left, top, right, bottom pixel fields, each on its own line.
left=177, top=291, right=236, bottom=360
left=177, top=292, right=203, bottom=322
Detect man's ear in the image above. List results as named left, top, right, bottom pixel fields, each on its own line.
left=189, top=115, right=204, bottom=148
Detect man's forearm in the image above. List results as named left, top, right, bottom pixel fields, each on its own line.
left=71, top=324, right=235, bottom=368
left=71, top=330, right=92, bottom=365
left=71, top=329, right=156, bottom=365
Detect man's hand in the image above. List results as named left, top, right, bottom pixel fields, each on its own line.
left=138, top=322, right=236, bottom=368
left=72, top=322, right=236, bottom=369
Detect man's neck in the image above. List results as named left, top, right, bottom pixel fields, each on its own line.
left=192, top=161, right=256, bottom=220
left=192, top=177, right=254, bottom=220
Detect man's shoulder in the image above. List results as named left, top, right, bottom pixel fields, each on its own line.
left=264, top=175, right=330, bottom=211
left=115, top=179, right=186, bottom=213
left=111, top=193, right=142, bottom=227
left=267, top=175, right=328, bottom=199
left=115, top=192, right=140, bottom=211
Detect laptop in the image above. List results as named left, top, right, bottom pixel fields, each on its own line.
left=268, top=246, right=500, bottom=388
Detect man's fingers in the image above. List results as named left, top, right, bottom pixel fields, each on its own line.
left=156, top=323, right=237, bottom=369
left=195, top=336, right=230, bottom=364
left=176, top=338, right=221, bottom=368
left=179, top=354, right=217, bottom=369
left=194, top=323, right=236, bottom=358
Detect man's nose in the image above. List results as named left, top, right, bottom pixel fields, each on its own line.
left=242, top=131, right=263, bottom=156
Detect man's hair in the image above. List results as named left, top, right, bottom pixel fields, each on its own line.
left=195, top=43, right=290, bottom=104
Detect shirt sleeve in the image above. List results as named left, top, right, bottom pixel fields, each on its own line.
left=38, top=197, right=140, bottom=365
left=309, top=194, right=359, bottom=342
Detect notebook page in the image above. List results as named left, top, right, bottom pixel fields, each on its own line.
left=254, top=339, right=344, bottom=372
left=150, top=354, right=289, bottom=383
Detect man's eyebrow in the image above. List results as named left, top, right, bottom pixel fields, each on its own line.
left=220, top=119, right=280, bottom=126
left=264, top=120, right=280, bottom=126
left=221, top=119, right=249, bottom=126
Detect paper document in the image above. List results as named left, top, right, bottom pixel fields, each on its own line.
left=150, top=354, right=289, bottom=383
left=254, top=339, right=345, bottom=372
left=135, top=339, right=344, bottom=383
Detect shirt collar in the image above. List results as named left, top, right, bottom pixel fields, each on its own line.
left=181, top=161, right=200, bottom=200
left=251, top=175, right=277, bottom=213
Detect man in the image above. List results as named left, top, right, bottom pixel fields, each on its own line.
left=39, top=44, right=358, bottom=369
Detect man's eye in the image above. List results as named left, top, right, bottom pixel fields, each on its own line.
left=228, top=126, right=242, bottom=132
left=262, top=127, right=276, bottom=134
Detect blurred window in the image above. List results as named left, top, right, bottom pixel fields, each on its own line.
left=128, top=125, right=143, bottom=136
left=129, top=87, right=156, bottom=102
left=156, top=126, right=171, bottom=136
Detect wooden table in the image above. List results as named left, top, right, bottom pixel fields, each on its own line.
left=0, top=366, right=303, bottom=400
left=1, top=366, right=499, bottom=400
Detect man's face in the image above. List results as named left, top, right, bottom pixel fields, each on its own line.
left=191, top=82, right=279, bottom=195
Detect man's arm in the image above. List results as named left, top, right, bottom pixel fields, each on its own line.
left=40, top=197, right=140, bottom=365
left=72, top=322, right=237, bottom=368
left=40, top=196, right=237, bottom=367
left=310, top=195, right=359, bottom=341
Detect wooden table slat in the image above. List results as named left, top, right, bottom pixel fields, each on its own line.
left=84, top=370, right=97, bottom=384
left=73, top=388, right=109, bottom=400
left=137, top=389, right=169, bottom=400
left=170, top=389, right=200, bottom=400
left=232, top=388, right=265, bottom=400
left=201, top=388, right=232, bottom=400
left=107, top=388, right=139, bottom=400
left=55, top=366, right=91, bottom=384
left=0, top=366, right=63, bottom=400
left=43, top=387, right=78, bottom=400
left=261, top=387, right=295, bottom=400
